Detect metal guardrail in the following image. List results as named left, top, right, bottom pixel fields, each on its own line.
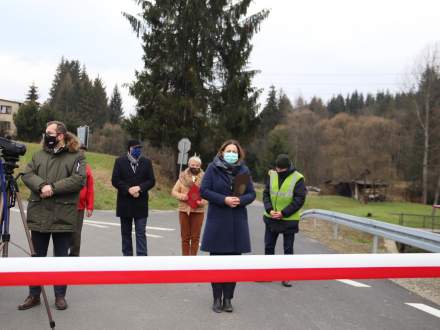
left=389, top=212, right=440, bottom=230
left=301, top=209, right=440, bottom=253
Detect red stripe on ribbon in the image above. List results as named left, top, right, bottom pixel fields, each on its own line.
left=1, top=267, right=439, bottom=286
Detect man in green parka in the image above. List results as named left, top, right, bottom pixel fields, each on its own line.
left=17, top=121, right=86, bottom=311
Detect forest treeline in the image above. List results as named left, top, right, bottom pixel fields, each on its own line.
left=12, top=1, right=440, bottom=204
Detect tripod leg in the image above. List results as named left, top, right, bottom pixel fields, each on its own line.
left=16, top=192, right=56, bottom=329
left=0, top=187, right=4, bottom=253
left=1, top=188, right=10, bottom=257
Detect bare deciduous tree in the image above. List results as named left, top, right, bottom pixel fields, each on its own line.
left=408, top=43, right=440, bottom=204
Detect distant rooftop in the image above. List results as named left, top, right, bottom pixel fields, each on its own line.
left=0, top=98, right=23, bottom=104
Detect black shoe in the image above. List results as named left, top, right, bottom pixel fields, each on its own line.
left=17, top=295, right=41, bottom=310
left=212, top=298, right=222, bottom=313
left=281, top=281, right=292, bottom=287
left=222, top=298, right=233, bottom=312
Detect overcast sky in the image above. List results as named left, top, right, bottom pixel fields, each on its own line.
left=1, top=0, right=440, bottom=116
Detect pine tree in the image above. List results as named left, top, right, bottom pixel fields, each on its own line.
left=327, top=94, right=345, bottom=115
left=26, top=83, right=39, bottom=103
left=49, top=59, right=81, bottom=105
left=308, top=96, right=325, bottom=113
left=124, top=1, right=219, bottom=151
left=258, top=86, right=279, bottom=131
left=210, top=1, right=269, bottom=147
left=76, top=67, right=95, bottom=126
left=14, top=85, right=41, bottom=141
left=91, top=77, right=108, bottom=129
left=37, top=103, right=60, bottom=134
left=123, top=0, right=268, bottom=153
left=365, top=93, right=375, bottom=107
left=48, top=58, right=109, bottom=131
left=258, top=128, right=291, bottom=176
left=278, top=92, right=294, bottom=114
left=108, top=85, right=124, bottom=124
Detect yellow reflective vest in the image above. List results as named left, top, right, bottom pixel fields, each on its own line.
left=263, top=170, right=304, bottom=221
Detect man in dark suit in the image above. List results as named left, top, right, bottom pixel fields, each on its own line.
left=111, top=140, right=155, bottom=256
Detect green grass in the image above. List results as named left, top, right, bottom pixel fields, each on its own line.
left=149, top=189, right=178, bottom=210
left=13, top=143, right=439, bottom=222
left=13, top=142, right=179, bottom=210
left=255, top=187, right=436, bottom=228
left=303, top=195, right=436, bottom=228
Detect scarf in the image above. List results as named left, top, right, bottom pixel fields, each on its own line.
left=127, top=153, right=140, bottom=173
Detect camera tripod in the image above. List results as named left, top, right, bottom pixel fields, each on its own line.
left=0, top=156, right=56, bottom=329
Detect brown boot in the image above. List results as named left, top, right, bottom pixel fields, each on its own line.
left=17, top=295, right=41, bottom=310
left=55, top=296, right=68, bottom=310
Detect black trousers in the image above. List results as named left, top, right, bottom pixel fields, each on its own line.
left=210, top=252, right=241, bottom=299
left=264, top=225, right=295, bottom=255
left=29, top=231, right=71, bottom=297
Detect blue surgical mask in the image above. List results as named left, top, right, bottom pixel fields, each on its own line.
left=130, top=147, right=142, bottom=159
left=223, top=152, right=238, bottom=164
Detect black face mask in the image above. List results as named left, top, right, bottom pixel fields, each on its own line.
left=44, top=133, right=58, bottom=149
left=189, top=168, right=200, bottom=175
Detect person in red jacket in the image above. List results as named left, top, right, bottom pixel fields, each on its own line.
left=70, top=144, right=94, bottom=256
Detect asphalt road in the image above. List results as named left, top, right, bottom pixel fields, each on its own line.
left=0, top=202, right=439, bottom=330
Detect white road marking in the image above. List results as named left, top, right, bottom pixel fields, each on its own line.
left=12, top=209, right=174, bottom=234
left=146, top=226, right=175, bottom=231
left=132, top=232, right=163, bottom=239
left=85, top=220, right=120, bottom=227
left=150, top=210, right=176, bottom=214
left=84, top=223, right=108, bottom=229
left=405, top=303, right=440, bottom=318
left=337, top=279, right=371, bottom=287
left=85, top=220, right=175, bottom=231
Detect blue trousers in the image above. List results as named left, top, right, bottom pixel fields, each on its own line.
left=120, top=217, right=148, bottom=256
left=29, top=231, right=71, bottom=297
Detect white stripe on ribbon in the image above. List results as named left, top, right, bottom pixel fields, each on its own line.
left=0, top=254, right=439, bottom=286
left=1, top=254, right=439, bottom=272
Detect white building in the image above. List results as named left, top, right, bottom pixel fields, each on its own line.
left=0, top=98, right=22, bottom=136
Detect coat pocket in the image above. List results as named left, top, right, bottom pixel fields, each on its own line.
left=27, top=199, right=42, bottom=226
left=54, top=200, right=77, bottom=228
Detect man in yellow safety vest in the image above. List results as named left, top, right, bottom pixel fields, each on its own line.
left=263, top=154, right=307, bottom=287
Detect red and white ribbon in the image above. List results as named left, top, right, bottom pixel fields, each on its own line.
left=1, top=254, right=439, bottom=286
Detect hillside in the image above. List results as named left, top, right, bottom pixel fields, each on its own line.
left=303, top=195, right=434, bottom=227
left=14, top=142, right=177, bottom=210
left=13, top=143, right=436, bottom=224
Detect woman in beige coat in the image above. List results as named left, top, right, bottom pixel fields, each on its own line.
left=172, top=156, right=207, bottom=255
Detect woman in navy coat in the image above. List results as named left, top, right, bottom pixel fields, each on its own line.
left=200, top=139, right=256, bottom=313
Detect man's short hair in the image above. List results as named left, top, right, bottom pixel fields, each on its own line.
left=46, top=121, right=67, bottom=134
left=127, top=139, right=142, bottom=150
left=275, top=154, right=291, bottom=169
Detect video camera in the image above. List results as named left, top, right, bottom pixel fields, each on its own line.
left=0, top=137, right=26, bottom=158
left=0, top=136, right=26, bottom=175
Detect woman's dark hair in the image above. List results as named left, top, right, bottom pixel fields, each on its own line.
left=217, top=139, right=245, bottom=161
